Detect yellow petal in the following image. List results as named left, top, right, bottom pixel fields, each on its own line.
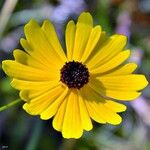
left=40, top=88, right=69, bottom=120
left=19, top=82, right=60, bottom=101
left=20, top=38, right=50, bottom=68
left=89, top=76, right=147, bottom=100
left=87, top=34, right=127, bottom=68
left=13, top=49, right=58, bottom=72
left=82, top=85, right=106, bottom=124
left=20, top=88, right=50, bottom=102
left=2, top=60, right=55, bottom=81
left=65, top=20, right=76, bottom=60
left=53, top=97, right=68, bottom=131
left=62, top=91, right=83, bottom=139
left=24, top=19, right=64, bottom=67
left=97, top=75, right=148, bottom=91
left=11, top=79, right=59, bottom=90
left=20, top=38, right=31, bottom=51
left=104, top=100, right=126, bottom=112
left=85, top=100, right=122, bottom=125
left=23, top=85, right=64, bottom=115
left=22, top=83, right=62, bottom=101
left=81, top=25, right=102, bottom=62
left=83, top=86, right=122, bottom=125
left=41, top=20, right=67, bottom=62
left=85, top=100, right=106, bottom=124
left=72, top=12, right=93, bottom=61
left=104, top=91, right=141, bottom=100
left=84, top=31, right=107, bottom=63
left=90, top=50, right=130, bottom=74
left=78, top=92, right=93, bottom=131
left=19, top=90, right=33, bottom=101
left=103, top=63, right=137, bottom=76
left=98, top=31, right=107, bottom=45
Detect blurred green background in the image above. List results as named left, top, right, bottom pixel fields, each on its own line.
left=0, top=0, right=150, bottom=150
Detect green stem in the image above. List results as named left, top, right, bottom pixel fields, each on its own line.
left=0, top=99, right=22, bottom=112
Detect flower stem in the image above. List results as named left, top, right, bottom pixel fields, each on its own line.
left=0, top=99, right=22, bottom=112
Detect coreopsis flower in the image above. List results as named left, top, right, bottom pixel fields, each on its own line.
left=2, top=12, right=148, bottom=139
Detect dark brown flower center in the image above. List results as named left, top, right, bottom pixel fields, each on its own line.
left=60, top=61, right=90, bottom=89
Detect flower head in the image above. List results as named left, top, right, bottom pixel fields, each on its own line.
left=2, top=12, right=148, bottom=139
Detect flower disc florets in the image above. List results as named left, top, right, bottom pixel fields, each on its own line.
left=60, top=61, right=89, bottom=89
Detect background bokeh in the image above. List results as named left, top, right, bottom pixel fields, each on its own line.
left=0, top=0, right=150, bottom=150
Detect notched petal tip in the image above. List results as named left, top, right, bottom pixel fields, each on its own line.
left=140, top=75, right=149, bottom=89
left=22, top=103, right=30, bottom=113
left=125, top=49, right=131, bottom=54
left=112, top=34, right=127, bottom=40
left=22, top=103, right=34, bottom=115
left=19, top=90, right=30, bottom=101
left=62, top=130, right=83, bottom=139
left=42, top=19, right=52, bottom=27
left=111, top=34, right=128, bottom=45
left=24, top=19, right=38, bottom=28
left=41, top=19, right=54, bottom=31
left=13, top=49, right=19, bottom=57
left=66, top=20, right=75, bottom=28
left=2, top=60, right=13, bottom=76
left=24, top=19, right=40, bottom=37
left=105, top=100, right=127, bottom=113
left=78, top=12, right=93, bottom=26
left=95, top=25, right=102, bottom=31
left=110, top=115, right=122, bottom=125
left=40, top=114, right=49, bottom=120
left=20, top=38, right=25, bottom=44
left=131, top=74, right=149, bottom=91
left=120, top=104, right=127, bottom=112
left=79, top=12, right=92, bottom=18
left=130, top=63, right=138, bottom=72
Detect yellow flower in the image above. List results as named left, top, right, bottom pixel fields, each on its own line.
left=2, top=12, right=148, bottom=139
